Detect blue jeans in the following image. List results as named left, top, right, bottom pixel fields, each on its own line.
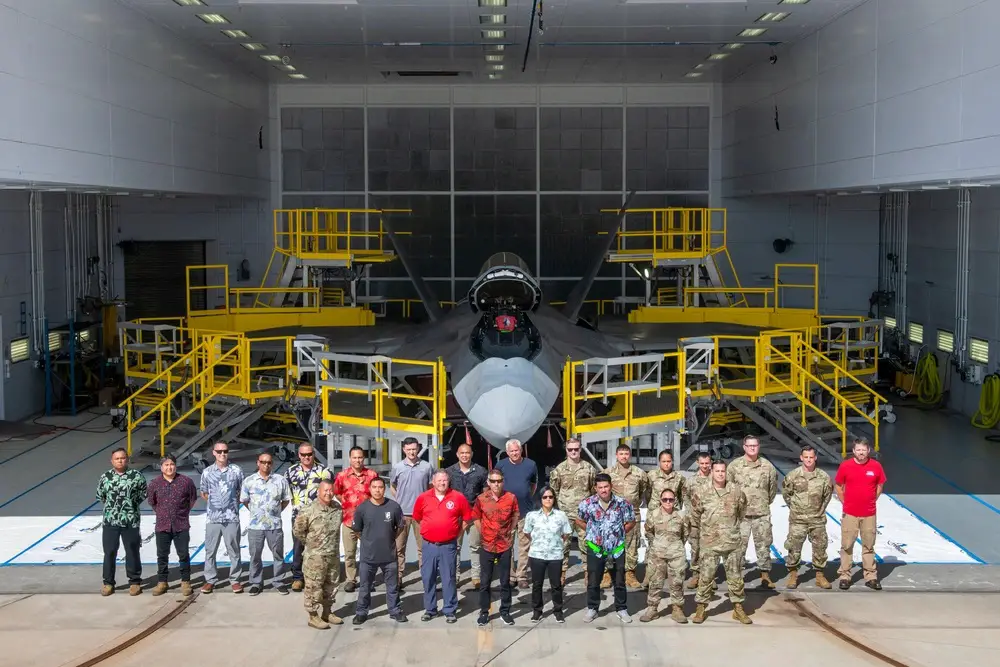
left=421, top=540, right=458, bottom=616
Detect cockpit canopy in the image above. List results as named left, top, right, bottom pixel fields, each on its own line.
left=468, top=252, right=542, bottom=314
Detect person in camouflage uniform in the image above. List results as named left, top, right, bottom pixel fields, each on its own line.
left=603, top=443, right=650, bottom=589
left=648, top=450, right=686, bottom=510
left=547, top=437, right=596, bottom=585
left=689, top=459, right=752, bottom=624
left=639, top=488, right=689, bottom=624
left=726, top=435, right=778, bottom=589
left=782, top=444, right=833, bottom=589
left=292, top=479, right=344, bottom=629
left=684, top=451, right=713, bottom=589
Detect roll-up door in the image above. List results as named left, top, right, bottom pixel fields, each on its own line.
left=121, top=241, right=207, bottom=320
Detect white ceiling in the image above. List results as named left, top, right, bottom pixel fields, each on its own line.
left=120, top=0, right=868, bottom=84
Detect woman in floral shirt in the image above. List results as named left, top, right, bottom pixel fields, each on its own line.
left=523, top=487, right=572, bottom=622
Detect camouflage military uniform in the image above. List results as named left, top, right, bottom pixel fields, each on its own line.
left=641, top=507, right=689, bottom=623
left=726, top=455, right=778, bottom=574
left=548, top=458, right=596, bottom=578
left=649, top=469, right=686, bottom=511
left=684, top=473, right=712, bottom=587
left=292, top=500, right=343, bottom=628
left=604, top=462, right=650, bottom=581
left=782, top=465, right=833, bottom=587
left=689, top=482, right=751, bottom=624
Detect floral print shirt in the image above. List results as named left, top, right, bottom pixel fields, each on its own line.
left=524, top=508, right=572, bottom=561
left=576, top=494, right=636, bottom=557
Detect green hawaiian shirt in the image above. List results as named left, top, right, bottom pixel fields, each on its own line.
left=96, top=469, right=147, bottom=528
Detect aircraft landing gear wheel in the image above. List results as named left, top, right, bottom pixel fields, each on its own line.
left=884, top=411, right=897, bottom=424
left=719, top=443, right=735, bottom=459
left=276, top=445, right=290, bottom=463
left=192, top=458, right=207, bottom=474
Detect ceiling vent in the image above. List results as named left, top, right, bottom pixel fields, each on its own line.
left=380, top=70, right=471, bottom=79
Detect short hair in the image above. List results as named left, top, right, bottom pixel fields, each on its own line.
left=432, top=469, right=449, bottom=481
left=711, top=459, right=727, bottom=469
left=616, top=443, right=632, bottom=454
left=349, top=445, right=365, bottom=456
left=159, top=454, right=176, bottom=465
left=566, top=437, right=580, bottom=446
left=594, top=472, right=612, bottom=486
left=297, top=442, right=314, bottom=452
left=658, top=450, right=673, bottom=460
left=111, top=447, right=128, bottom=458
left=257, top=451, right=273, bottom=461
left=370, top=476, right=386, bottom=487
left=488, top=470, right=504, bottom=480
left=853, top=437, right=870, bottom=448
left=319, top=478, right=334, bottom=487
left=505, top=438, right=522, bottom=450
left=538, top=485, right=559, bottom=509
left=800, top=444, right=816, bottom=455
left=697, top=451, right=712, bottom=460
left=402, top=437, right=420, bottom=447
left=743, top=435, right=760, bottom=445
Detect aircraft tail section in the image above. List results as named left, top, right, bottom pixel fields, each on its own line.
left=561, top=190, right=636, bottom=323
left=381, top=211, right=444, bottom=323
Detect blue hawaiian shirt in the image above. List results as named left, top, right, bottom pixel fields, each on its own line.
left=240, top=473, right=292, bottom=531
left=199, top=464, right=244, bottom=524
left=577, top=494, right=636, bottom=557
left=524, top=508, right=572, bottom=561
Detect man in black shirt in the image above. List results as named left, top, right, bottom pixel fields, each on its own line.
left=446, top=443, right=488, bottom=588
left=350, top=476, right=406, bottom=624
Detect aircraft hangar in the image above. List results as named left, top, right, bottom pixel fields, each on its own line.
left=2, top=1, right=1000, bottom=663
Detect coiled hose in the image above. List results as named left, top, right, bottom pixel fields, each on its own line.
left=972, top=373, right=1000, bottom=430
left=915, top=353, right=942, bottom=405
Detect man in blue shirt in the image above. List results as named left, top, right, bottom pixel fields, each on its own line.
left=199, top=442, right=244, bottom=593
left=240, top=451, right=292, bottom=595
left=576, top=472, right=636, bottom=624
left=494, top=438, right=538, bottom=588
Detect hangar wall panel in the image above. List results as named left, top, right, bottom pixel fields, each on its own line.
left=0, top=0, right=269, bottom=197
left=719, top=0, right=1000, bottom=195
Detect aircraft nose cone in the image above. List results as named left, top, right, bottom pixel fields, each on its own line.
left=452, top=357, right=560, bottom=447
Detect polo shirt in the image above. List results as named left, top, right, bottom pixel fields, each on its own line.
left=412, top=489, right=472, bottom=543
left=494, top=457, right=538, bottom=518
left=835, top=457, right=886, bottom=517
left=389, top=458, right=435, bottom=514
left=471, top=490, right=519, bottom=553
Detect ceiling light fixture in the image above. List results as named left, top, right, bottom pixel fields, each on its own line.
left=479, top=15, right=506, bottom=25
left=242, top=43, right=266, bottom=51
left=779, top=0, right=810, bottom=4
left=756, top=12, right=790, bottom=22
left=488, top=73, right=503, bottom=80
left=694, top=63, right=708, bottom=70
left=289, top=73, right=308, bottom=80
left=479, top=0, right=507, bottom=6
left=685, top=72, right=703, bottom=78
left=283, top=64, right=296, bottom=71
left=490, top=64, right=505, bottom=71
left=222, top=29, right=249, bottom=39
left=196, top=14, right=229, bottom=25
left=482, top=29, right=506, bottom=39
left=725, top=43, right=744, bottom=49
left=483, top=44, right=505, bottom=52
left=739, top=28, right=767, bottom=37
left=485, top=54, right=504, bottom=62
left=172, top=0, right=204, bottom=6
left=261, top=54, right=281, bottom=62
left=707, top=53, right=730, bottom=60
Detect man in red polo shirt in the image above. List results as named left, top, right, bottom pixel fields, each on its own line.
left=334, top=446, right=379, bottom=593
left=471, top=468, right=519, bottom=627
left=834, top=437, right=886, bottom=590
left=412, top=470, right=472, bottom=622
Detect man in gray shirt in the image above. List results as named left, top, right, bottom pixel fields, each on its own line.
left=350, top=477, right=406, bottom=624
left=199, top=442, right=244, bottom=593
left=389, top=437, right=434, bottom=588
left=240, top=451, right=292, bottom=595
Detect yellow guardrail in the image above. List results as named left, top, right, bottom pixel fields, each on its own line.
left=272, top=208, right=410, bottom=265
left=601, top=207, right=727, bottom=260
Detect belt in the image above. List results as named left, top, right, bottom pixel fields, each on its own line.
left=424, top=539, right=457, bottom=546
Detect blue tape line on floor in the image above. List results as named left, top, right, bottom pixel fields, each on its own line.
left=0, top=413, right=107, bottom=467
left=886, top=493, right=986, bottom=564
left=895, top=450, right=1000, bottom=517
left=1, top=501, right=100, bottom=566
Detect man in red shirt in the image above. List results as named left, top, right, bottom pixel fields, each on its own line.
left=834, top=437, right=886, bottom=590
left=412, top=470, right=472, bottom=622
left=334, top=446, right=379, bottom=592
left=471, top=469, right=520, bottom=627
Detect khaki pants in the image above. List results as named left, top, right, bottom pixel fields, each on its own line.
left=342, top=525, right=359, bottom=584
left=838, top=513, right=877, bottom=581
left=510, top=518, right=531, bottom=585
left=395, top=516, right=423, bottom=582
left=457, top=522, right=481, bottom=580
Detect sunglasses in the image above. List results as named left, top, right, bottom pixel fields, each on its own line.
left=566, top=447, right=580, bottom=452
left=214, top=449, right=229, bottom=454
left=661, top=497, right=675, bottom=502
left=299, top=452, right=314, bottom=457
left=488, top=479, right=503, bottom=483
left=541, top=495, right=555, bottom=500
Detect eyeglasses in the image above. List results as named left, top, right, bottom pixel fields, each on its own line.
left=661, top=497, right=675, bottom=502
left=259, top=460, right=273, bottom=465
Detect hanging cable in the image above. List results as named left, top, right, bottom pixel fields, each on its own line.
left=521, top=0, right=539, bottom=72
left=914, top=353, right=942, bottom=405
left=972, top=373, right=1000, bottom=431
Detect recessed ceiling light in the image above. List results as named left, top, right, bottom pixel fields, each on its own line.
left=482, top=29, right=506, bottom=39
left=708, top=53, right=730, bottom=61
left=490, top=64, right=505, bottom=71
left=261, top=54, right=281, bottom=62
left=485, top=54, right=504, bottom=62
left=484, top=44, right=505, bottom=52
left=739, top=28, right=767, bottom=37
left=222, top=30, right=249, bottom=39
left=480, top=14, right=506, bottom=25
left=757, top=12, right=790, bottom=22
left=283, top=65, right=296, bottom=71
left=694, top=63, right=708, bottom=70
left=685, top=72, right=703, bottom=78
left=479, top=0, right=507, bottom=6
left=242, top=43, right=266, bottom=51
left=172, top=0, right=204, bottom=6
left=289, top=73, right=308, bottom=80
left=779, top=0, right=810, bottom=4
left=196, top=14, right=229, bottom=25
left=725, top=43, right=744, bottom=49
left=488, top=73, right=503, bottom=80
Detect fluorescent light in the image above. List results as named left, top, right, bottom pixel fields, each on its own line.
left=485, top=54, right=504, bottom=62
left=261, top=54, right=281, bottom=61
left=694, top=63, right=708, bottom=70
left=242, top=43, right=266, bottom=51
left=725, top=43, right=744, bottom=49
left=289, top=73, right=308, bottom=80
left=488, top=73, right=503, bottom=80
left=780, top=0, right=810, bottom=4
left=484, top=44, right=505, bottom=52
left=490, top=64, right=505, bottom=71
left=482, top=29, right=506, bottom=39
left=283, top=64, right=296, bottom=71
left=685, top=72, right=703, bottom=78
left=222, top=30, right=249, bottom=38
left=172, top=0, right=204, bottom=6
left=480, top=14, right=506, bottom=24
left=757, top=12, right=790, bottom=22
left=479, top=0, right=507, bottom=6
left=196, top=14, right=229, bottom=25
left=739, top=28, right=767, bottom=37
left=708, top=53, right=730, bottom=60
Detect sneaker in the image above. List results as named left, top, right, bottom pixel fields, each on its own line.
left=531, top=610, right=542, bottom=622
left=617, top=610, right=632, bottom=623
left=553, top=610, right=565, bottom=624
left=445, top=615, right=457, bottom=624
left=477, top=612, right=489, bottom=627
left=201, top=582, right=214, bottom=594
left=275, top=585, right=289, bottom=595
left=231, top=582, right=243, bottom=594
left=500, top=613, right=515, bottom=626
left=583, top=608, right=598, bottom=623
left=352, top=615, right=366, bottom=625
left=391, top=612, right=408, bottom=623
left=421, top=612, right=435, bottom=622
left=248, top=585, right=261, bottom=596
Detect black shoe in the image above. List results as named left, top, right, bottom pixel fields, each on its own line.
left=531, top=610, right=543, bottom=622
left=421, top=612, right=435, bottom=622
left=865, top=580, right=882, bottom=591
left=352, top=615, right=366, bottom=625
left=839, top=578, right=851, bottom=590
left=344, top=581, right=357, bottom=593
left=275, top=585, right=289, bottom=595
left=391, top=612, right=408, bottom=623
left=477, top=612, right=489, bottom=627
left=445, top=615, right=457, bottom=624
left=553, top=610, right=565, bottom=624
left=500, top=613, right=515, bottom=626
left=248, top=585, right=261, bottom=596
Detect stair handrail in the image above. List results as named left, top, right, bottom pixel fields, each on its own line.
left=760, top=340, right=844, bottom=435
left=120, top=340, right=206, bottom=412
left=798, top=339, right=883, bottom=421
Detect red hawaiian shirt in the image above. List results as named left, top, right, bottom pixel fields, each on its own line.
left=333, top=467, right=379, bottom=526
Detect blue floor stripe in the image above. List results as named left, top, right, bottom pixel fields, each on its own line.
left=0, top=413, right=106, bottom=467
left=886, top=494, right=986, bottom=564
left=894, top=451, right=1000, bottom=517
left=1, top=501, right=100, bottom=566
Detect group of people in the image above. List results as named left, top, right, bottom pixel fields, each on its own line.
left=96, top=432, right=886, bottom=627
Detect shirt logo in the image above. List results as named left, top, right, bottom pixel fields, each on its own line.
left=446, top=500, right=455, bottom=510
left=384, top=511, right=392, bottom=521
left=866, top=471, right=875, bottom=477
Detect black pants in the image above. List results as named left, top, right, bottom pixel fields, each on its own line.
left=154, top=530, right=191, bottom=583
left=586, top=551, right=627, bottom=611
left=291, top=535, right=304, bottom=581
left=102, top=525, right=141, bottom=586
left=529, top=557, right=563, bottom=613
left=356, top=560, right=401, bottom=616
left=479, top=548, right=512, bottom=615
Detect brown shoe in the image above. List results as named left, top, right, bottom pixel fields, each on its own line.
left=639, top=606, right=658, bottom=623
left=291, top=579, right=304, bottom=592
left=625, top=571, right=642, bottom=589
left=786, top=568, right=799, bottom=590
left=201, top=583, right=214, bottom=594
left=759, top=572, right=775, bottom=589
left=600, top=572, right=612, bottom=589
left=471, top=578, right=481, bottom=591
left=180, top=581, right=193, bottom=597
left=671, top=605, right=688, bottom=624
left=151, top=582, right=169, bottom=596
left=324, top=612, right=344, bottom=625
left=814, top=571, right=832, bottom=589
left=691, top=603, right=707, bottom=624
left=685, top=574, right=699, bottom=590
left=101, top=584, right=114, bottom=596
left=732, top=603, right=752, bottom=624
left=232, top=582, right=244, bottom=594
left=129, top=584, right=142, bottom=596
left=308, top=613, right=330, bottom=630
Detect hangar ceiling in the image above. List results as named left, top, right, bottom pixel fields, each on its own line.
left=119, top=0, right=868, bottom=84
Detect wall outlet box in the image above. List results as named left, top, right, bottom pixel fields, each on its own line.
left=966, top=365, right=985, bottom=385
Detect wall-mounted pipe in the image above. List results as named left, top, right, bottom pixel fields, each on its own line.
left=955, top=189, right=971, bottom=364
left=64, top=200, right=73, bottom=320
left=28, top=192, right=45, bottom=354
